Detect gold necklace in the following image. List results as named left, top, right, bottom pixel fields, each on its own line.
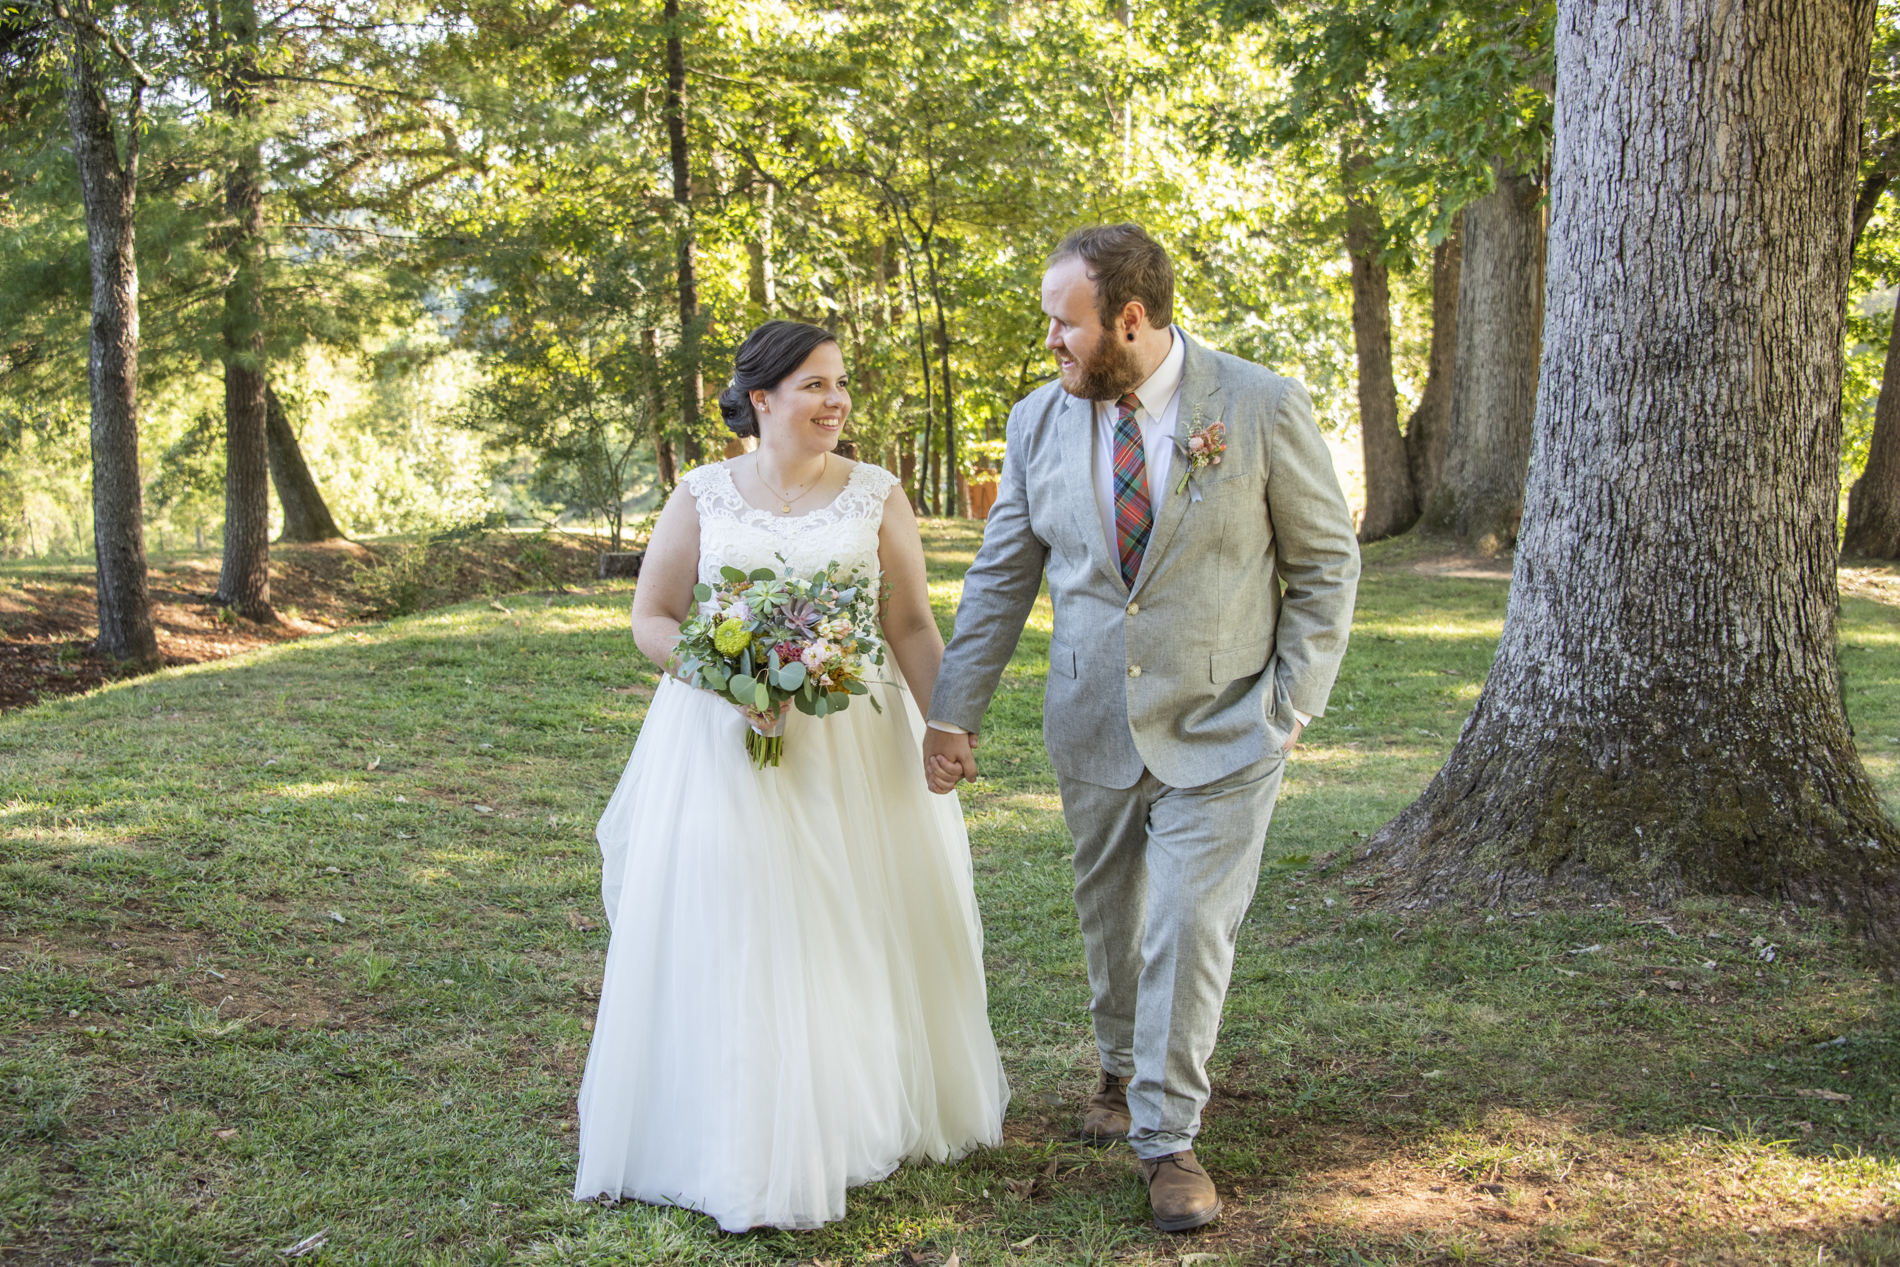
left=755, top=453, right=827, bottom=514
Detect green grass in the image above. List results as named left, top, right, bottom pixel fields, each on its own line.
left=2, top=527, right=1898, bottom=1265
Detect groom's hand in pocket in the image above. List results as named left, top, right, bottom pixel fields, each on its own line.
left=923, top=727, right=980, bottom=794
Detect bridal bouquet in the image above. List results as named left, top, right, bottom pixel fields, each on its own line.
left=673, top=561, right=885, bottom=768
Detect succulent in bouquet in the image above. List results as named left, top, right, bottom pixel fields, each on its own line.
left=673, top=562, right=885, bottom=768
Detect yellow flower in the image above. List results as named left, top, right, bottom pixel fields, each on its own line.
left=713, top=618, right=752, bottom=656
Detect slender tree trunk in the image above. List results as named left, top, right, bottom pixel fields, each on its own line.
left=63, top=19, right=158, bottom=666
left=1404, top=213, right=1462, bottom=511
left=745, top=181, right=776, bottom=320
left=897, top=229, right=935, bottom=512
left=1421, top=168, right=1545, bottom=554
left=922, top=239, right=964, bottom=517
left=664, top=0, right=703, bottom=465
left=264, top=385, right=343, bottom=542
left=642, top=328, right=677, bottom=490
left=213, top=0, right=273, bottom=620
left=1367, top=0, right=1899, bottom=951
left=1344, top=184, right=1415, bottom=541
left=1844, top=318, right=1900, bottom=557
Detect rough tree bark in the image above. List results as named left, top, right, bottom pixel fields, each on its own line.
left=1403, top=213, right=1461, bottom=512
left=1420, top=167, right=1545, bottom=554
left=664, top=0, right=703, bottom=465
left=1367, top=0, right=1898, bottom=950
left=63, top=11, right=159, bottom=666
left=1344, top=181, right=1415, bottom=541
left=264, top=385, right=343, bottom=542
left=212, top=0, right=274, bottom=620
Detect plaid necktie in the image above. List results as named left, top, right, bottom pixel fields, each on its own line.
left=1111, top=392, right=1152, bottom=589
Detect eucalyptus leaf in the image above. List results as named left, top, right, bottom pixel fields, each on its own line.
left=692, top=583, right=712, bottom=603
left=794, top=692, right=818, bottom=716
left=844, top=679, right=867, bottom=695
left=778, top=662, right=807, bottom=690
left=720, top=565, right=748, bottom=583
left=727, top=678, right=753, bottom=706
left=813, top=692, right=830, bottom=718
left=748, top=567, right=777, bottom=582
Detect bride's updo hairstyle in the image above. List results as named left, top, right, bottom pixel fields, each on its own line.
left=717, top=320, right=840, bottom=439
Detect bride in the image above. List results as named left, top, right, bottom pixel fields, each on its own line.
left=574, top=320, right=1009, bottom=1231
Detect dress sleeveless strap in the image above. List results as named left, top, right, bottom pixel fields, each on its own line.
left=684, top=463, right=748, bottom=523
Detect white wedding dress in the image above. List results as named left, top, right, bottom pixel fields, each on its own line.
left=573, top=460, right=1009, bottom=1231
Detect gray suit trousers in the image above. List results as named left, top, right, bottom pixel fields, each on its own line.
left=1058, top=747, right=1285, bottom=1159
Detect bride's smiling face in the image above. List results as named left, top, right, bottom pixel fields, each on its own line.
left=751, top=342, right=851, bottom=452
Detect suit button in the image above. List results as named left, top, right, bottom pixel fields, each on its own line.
left=1128, top=665, right=1142, bottom=679
left=1126, top=602, right=1139, bottom=616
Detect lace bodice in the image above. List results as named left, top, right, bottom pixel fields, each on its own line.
left=685, top=460, right=899, bottom=586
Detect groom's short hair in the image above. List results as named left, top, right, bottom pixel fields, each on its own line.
left=1049, top=223, right=1174, bottom=332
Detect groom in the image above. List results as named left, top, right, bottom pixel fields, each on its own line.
left=923, top=224, right=1359, bottom=1232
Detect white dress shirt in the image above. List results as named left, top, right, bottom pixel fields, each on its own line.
left=1091, top=326, right=1185, bottom=560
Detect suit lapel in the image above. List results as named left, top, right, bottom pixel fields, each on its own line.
left=1056, top=391, right=1124, bottom=590
left=1130, top=333, right=1222, bottom=600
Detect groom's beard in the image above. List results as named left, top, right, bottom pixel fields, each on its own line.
left=1063, top=333, right=1143, bottom=402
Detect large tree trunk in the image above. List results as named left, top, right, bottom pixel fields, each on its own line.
left=1404, top=213, right=1462, bottom=511
left=1420, top=168, right=1546, bottom=554
left=1367, top=0, right=1898, bottom=949
left=212, top=0, right=274, bottom=620
left=664, top=0, right=703, bottom=465
left=1843, top=325, right=1900, bottom=557
left=1345, top=188, right=1416, bottom=541
left=264, top=385, right=343, bottom=542
left=64, top=21, right=159, bottom=666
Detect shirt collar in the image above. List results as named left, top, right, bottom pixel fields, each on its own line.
left=1124, top=326, right=1185, bottom=418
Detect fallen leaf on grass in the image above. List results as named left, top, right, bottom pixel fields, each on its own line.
left=1180, top=1255, right=1220, bottom=1265
left=282, top=1230, right=329, bottom=1258
left=568, top=912, right=598, bottom=932
left=1795, top=1088, right=1852, bottom=1102
left=472, top=805, right=495, bottom=815
left=1565, top=944, right=1604, bottom=956
left=1010, top=1235, right=1039, bottom=1249
left=212, top=1128, right=239, bottom=1140
left=1004, top=1177, right=1037, bottom=1198
left=328, top=912, right=346, bottom=925
left=366, top=756, right=380, bottom=771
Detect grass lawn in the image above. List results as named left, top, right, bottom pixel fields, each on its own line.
left=2, top=524, right=1898, bottom=1265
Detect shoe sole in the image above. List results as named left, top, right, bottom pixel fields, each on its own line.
left=1153, top=1197, right=1221, bottom=1233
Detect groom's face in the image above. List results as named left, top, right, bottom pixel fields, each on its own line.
left=1042, top=256, right=1139, bottom=402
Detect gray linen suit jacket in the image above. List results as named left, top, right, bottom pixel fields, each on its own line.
left=930, top=332, right=1361, bottom=790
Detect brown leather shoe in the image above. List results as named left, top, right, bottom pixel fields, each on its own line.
left=1139, top=1150, right=1221, bottom=1232
left=1079, top=1069, right=1131, bottom=1143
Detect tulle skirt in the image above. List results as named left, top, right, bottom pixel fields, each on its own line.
left=573, top=671, right=1009, bottom=1231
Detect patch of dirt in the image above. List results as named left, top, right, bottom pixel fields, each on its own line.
left=0, top=535, right=607, bottom=714
left=1840, top=563, right=1900, bottom=607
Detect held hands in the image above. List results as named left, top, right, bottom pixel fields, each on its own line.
left=922, top=727, right=980, bottom=795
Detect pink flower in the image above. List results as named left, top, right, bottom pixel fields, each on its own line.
left=725, top=601, right=752, bottom=623
left=1188, top=435, right=1206, bottom=453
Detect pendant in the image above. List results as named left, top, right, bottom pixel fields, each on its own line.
left=780, top=503, right=792, bottom=514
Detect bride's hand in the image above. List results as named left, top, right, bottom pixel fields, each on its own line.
left=735, top=700, right=789, bottom=730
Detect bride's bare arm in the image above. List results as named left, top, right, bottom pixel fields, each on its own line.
left=876, top=487, right=945, bottom=720
left=631, top=483, right=703, bottom=672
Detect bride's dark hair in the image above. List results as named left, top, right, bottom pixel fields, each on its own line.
left=717, top=321, right=840, bottom=439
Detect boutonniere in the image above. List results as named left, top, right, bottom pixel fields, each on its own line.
left=1173, top=416, right=1226, bottom=502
